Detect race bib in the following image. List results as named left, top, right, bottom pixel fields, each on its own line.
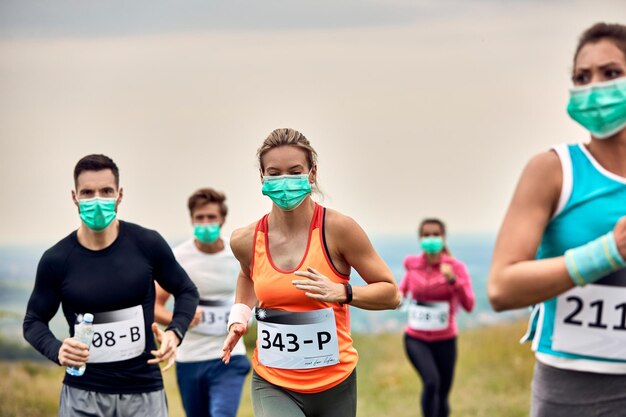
left=408, top=301, right=450, bottom=331
left=192, top=298, right=231, bottom=336
left=256, top=308, right=340, bottom=370
left=82, top=305, right=145, bottom=363
left=553, top=284, right=626, bottom=360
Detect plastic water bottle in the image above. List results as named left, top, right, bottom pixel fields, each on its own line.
left=66, top=313, right=95, bottom=377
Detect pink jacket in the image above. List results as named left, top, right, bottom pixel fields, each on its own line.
left=399, top=253, right=475, bottom=342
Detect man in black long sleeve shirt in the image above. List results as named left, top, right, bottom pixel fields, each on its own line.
left=23, top=154, right=199, bottom=417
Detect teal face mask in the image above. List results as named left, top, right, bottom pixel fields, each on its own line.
left=420, top=236, right=444, bottom=254
left=194, top=223, right=221, bottom=244
left=567, top=77, right=626, bottom=139
left=261, top=174, right=312, bottom=211
left=78, top=197, right=117, bottom=232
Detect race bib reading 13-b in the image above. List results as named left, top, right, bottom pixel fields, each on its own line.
left=192, top=298, right=232, bottom=336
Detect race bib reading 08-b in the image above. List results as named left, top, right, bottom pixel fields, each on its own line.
left=80, top=305, right=146, bottom=363
left=256, top=308, right=340, bottom=370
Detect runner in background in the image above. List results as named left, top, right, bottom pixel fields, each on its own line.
left=221, top=128, right=401, bottom=417
left=487, top=22, right=626, bottom=417
left=155, top=187, right=250, bottom=417
left=23, top=154, right=199, bottom=417
left=400, top=218, right=474, bottom=417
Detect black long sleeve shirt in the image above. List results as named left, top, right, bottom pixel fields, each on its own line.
left=23, top=221, right=199, bottom=394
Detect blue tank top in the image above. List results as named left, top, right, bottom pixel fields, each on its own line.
left=525, top=143, right=626, bottom=366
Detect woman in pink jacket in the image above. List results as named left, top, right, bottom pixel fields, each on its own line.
left=400, top=218, right=475, bottom=417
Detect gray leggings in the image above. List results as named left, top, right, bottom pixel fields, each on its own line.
left=531, top=360, right=626, bottom=417
left=251, top=370, right=357, bottom=417
left=59, top=384, right=168, bottom=417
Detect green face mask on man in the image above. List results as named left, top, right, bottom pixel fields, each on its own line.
left=78, top=197, right=117, bottom=231
left=567, top=77, right=626, bottom=139
left=194, top=223, right=221, bottom=244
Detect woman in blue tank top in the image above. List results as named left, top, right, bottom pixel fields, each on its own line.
left=487, top=22, right=626, bottom=417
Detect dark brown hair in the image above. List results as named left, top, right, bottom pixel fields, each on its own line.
left=419, top=218, right=447, bottom=237
left=187, top=188, right=228, bottom=217
left=574, top=22, right=626, bottom=66
left=73, top=154, right=119, bottom=188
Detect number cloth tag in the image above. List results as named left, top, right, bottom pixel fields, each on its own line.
left=554, top=284, right=626, bottom=360
left=408, top=301, right=450, bottom=331
left=82, top=305, right=145, bottom=363
left=256, top=308, right=340, bottom=370
left=192, top=298, right=232, bottom=336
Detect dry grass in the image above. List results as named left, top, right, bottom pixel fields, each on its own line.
left=0, top=361, right=61, bottom=417
left=351, top=320, right=533, bottom=417
left=1, top=320, right=533, bottom=417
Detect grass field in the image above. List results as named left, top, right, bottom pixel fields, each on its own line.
left=0, top=320, right=533, bottom=417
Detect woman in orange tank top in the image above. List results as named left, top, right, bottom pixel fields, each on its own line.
left=221, top=128, right=401, bottom=417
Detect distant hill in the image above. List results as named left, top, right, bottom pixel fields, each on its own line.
left=0, top=235, right=529, bottom=350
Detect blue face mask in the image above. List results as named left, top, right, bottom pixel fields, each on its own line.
left=194, top=223, right=221, bottom=244
left=78, top=197, right=117, bottom=232
left=567, top=77, right=626, bottom=139
left=261, top=174, right=312, bottom=211
left=420, top=236, right=444, bottom=255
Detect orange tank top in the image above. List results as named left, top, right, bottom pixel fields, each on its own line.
left=250, top=203, right=358, bottom=393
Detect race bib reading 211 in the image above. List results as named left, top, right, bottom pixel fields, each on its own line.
left=80, top=305, right=145, bottom=363
left=553, top=280, right=626, bottom=360
left=256, top=308, right=340, bottom=370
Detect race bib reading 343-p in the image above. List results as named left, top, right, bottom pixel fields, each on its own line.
left=80, top=305, right=145, bottom=363
left=256, top=308, right=340, bottom=370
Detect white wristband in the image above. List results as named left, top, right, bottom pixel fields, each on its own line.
left=227, top=303, right=252, bottom=331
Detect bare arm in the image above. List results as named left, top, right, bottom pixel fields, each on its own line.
left=221, top=224, right=258, bottom=363
left=233, top=270, right=258, bottom=307
left=229, top=223, right=259, bottom=308
left=329, top=211, right=401, bottom=310
left=487, top=151, right=574, bottom=311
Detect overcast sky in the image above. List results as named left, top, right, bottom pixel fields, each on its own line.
left=1, top=0, right=624, bottom=245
